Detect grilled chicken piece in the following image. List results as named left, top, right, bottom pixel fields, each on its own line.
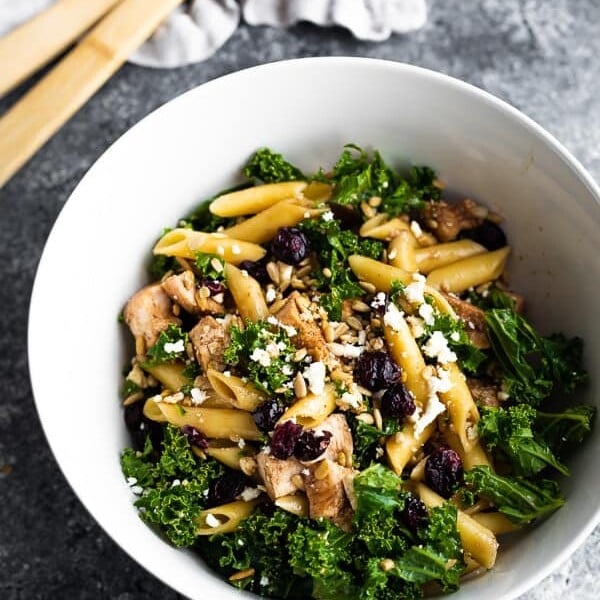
left=161, top=271, right=224, bottom=316
left=123, top=283, right=180, bottom=351
left=275, top=291, right=329, bottom=362
left=311, top=414, right=353, bottom=466
left=467, top=377, right=502, bottom=408
left=255, top=452, right=304, bottom=499
left=421, top=198, right=484, bottom=242
left=444, top=293, right=490, bottom=349
left=189, top=315, right=230, bottom=373
left=303, top=459, right=353, bottom=527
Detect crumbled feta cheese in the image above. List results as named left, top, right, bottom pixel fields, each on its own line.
left=404, top=273, right=426, bottom=305
left=171, top=479, right=181, bottom=487
left=371, top=292, right=386, bottom=310
left=422, top=331, right=457, bottom=365
left=126, top=477, right=137, bottom=486
left=418, top=302, right=435, bottom=326
left=265, top=341, right=282, bottom=358
left=237, top=539, right=244, bottom=546
left=326, top=342, right=364, bottom=358
left=162, top=391, right=184, bottom=404
left=190, top=387, right=207, bottom=406
left=265, top=287, right=277, bottom=303
left=282, top=364, right=293, bottom=376
left=410, top=220, right=423, bottom=237
left=406, top=316, right=426, bottom=339
left=238, top=438, right=246, bottom=449
left=266, top=315, right=297, bottom=337
left=240, top=487, right=262, bottom=502
left=341, top=390, right=362, bottom=409
left=303, top=361, right=326, bottom=395
left=130, top=485, right=143, bottom=495
left=250, top=348, right=272, bottom=367
left=260, top=575, right=270, bottom=587
left=383, top=302, right=405, bottom=331
left=164, top=339, right=185, bottom=353
left=321, top=210, right=334, bottom=222
left=414, top=391, right=446, bottom=435
left=205, top=513, right=223, bottom=528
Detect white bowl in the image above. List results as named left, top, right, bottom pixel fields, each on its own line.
left=29, top=58, right=600, bottom=600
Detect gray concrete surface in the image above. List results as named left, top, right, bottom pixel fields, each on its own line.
left=1, top=1, right=599, bottom=598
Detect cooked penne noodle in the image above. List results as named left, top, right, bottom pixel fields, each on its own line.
left=153, top=228, right=266, bottom=263
left=348, top=255, right=412, bottom=291
left=388, top=230, right=418, bottom=272
left=143, top=399, right=262, bottom=440
left=386, top=423, right=435, bottom=475
left=207, top=368, right=266, bottom=411
left=426, top=246, right=511, bottom=293
left=471, top=512, right=521, bottom=535
left=144, top=362, right=189, bottom=392
left=415, top=239, right=487, bottom=274
left=277, top=384, right=337, bottom=428
left=196, top=500, right=260, bottom=535
left=275, top=494, right=309, bottom=517
left=203, top=446, right=249, bottom=470
left=441, top=425, right=492, bottom=470
left=302, top=180, right=332, bottom=202
left=223, top=199, right=319, bottom=244
left=417, top=483, right=498, bottom=569
left=209, top=181, right=307, bottom=217
left=225, top=263, right=269, bottom=322
left=360, top=216, right=416, bottom=242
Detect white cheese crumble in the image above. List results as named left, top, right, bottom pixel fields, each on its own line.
left=190, top=387, right=207, bottom=406
left=422, top=331, right=457, bottom=365
left=126, top=477, right=137, bottom=486
left=371, top=292, right=386, bottom=310
left=266, top=315, right=297, bottom=337
left=413, top=369, right=452, bottom=436
left=205, top=514, right=223, bottom=528
left=250, top=348, right=272, bottom=367
left=418, top=302, right=435, bottom=326
left=321, top=210, right=334, bottom=222
left=238, top=438, right=246, bottom=449
left=383, top=302, right=405, bottom=332
left=326, top=342, right=364, bottom=358
left=260, top=575, right=270, bottom=587
left=303, top=361, right=326, bottom=395
left=404, top=272, right=426, bottom=305
left=163, top=339, right=185, bottom=354
left=265, top=287, right=277, bottom=303
left=240, top=487, right=262, bottom=502
left=341, top=390, right=362, bottom=409
left=130, top=485, right=143, bottom=495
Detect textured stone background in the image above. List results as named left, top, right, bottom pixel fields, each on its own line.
left=1, top=1, right=599, bottom=598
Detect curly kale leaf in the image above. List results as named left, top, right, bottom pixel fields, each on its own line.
left=464, top=465, right=564, bottom=524
left=121, top=426, right=224, bottom=547
left=224, top=320, right=298, bottom=399
left=485, top=309, right=587, bottom=405
left=199, top=508, right=311, bottom=599
left=194, top=252, right=226, bottom=282
left=535, top=405, right=596, bottom=455
left=349, top=415, right=401, bottom=470
left=466, top=286, right=517, bottom=310
left=299, top=214, right=383, bottom=320
left=244, top=147, right=305, bottom=183
left=142, top=324, right=189, bottom=368
left=478, top=405, right=569, bottom=476
left=353, top=463, right=407, bottom=519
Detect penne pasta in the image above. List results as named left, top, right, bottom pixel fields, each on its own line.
left=417, top=483, right=498, bottom=569
left=196, top=499, right=260, bottom=535
left=153, top=228, right=266, bottom=264
left=471, top=512, right=521, bottom=535
left=302, top=180, right=332, bottom=202
left=388, top=230, right=418, bottom=272
left=386, top=423, right=435, bottom=475
left=144, top=361, right=189, bottom=392
left=360, top=216, right=417, bottom=242
left=209, top=181, right=307, bottom=217
left=277, top=384, right=337, bottom=428
left=414, top=239, right=487, bottom=274
left=441, top=424, right=492, bottom=470
left=348, top=255, right=412, bottom=291
left=203, top=445, right=251, bottom=470
left=225, top=263, right=269, bottom=322
left=143, top=399, right=262, bottom=440
left=426, top=246, right=511, bottom=293
left=207, top=368, right=266, bottom=411
left=275, top=494, right=309, bottom=517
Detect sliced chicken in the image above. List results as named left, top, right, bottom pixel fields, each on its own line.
left=161, top=271, right=224, bottom=316
left=275, top=291, right=329, bottom=362
left=467, top=377, right=502, bottom=408
left=443, top=292, right=490, bottom=349
left=311, top=413, right=353, bottom=466
left=123, top=283, right=180, bottom=351
left=189, top=315, right=231, bottom=373
left=255, top=452, right=304, bottom=499
left=421, top=198, right=484, bottom=242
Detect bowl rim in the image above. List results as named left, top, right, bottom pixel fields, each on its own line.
left=28, top=56, right=600, bottom=600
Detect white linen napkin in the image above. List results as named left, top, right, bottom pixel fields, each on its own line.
left=0, top=0, right=427, bottom=68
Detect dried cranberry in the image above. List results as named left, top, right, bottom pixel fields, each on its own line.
left=401, top=495, right=429, bottom=531
left=380, top=382, right=416, bottom=419
left=354, top=351, right=401, bottom=392
left=208, top=471, right=247, bottom=507
left=459, top=221, right=507, bottom=251
left=270, top=420, right=303, bottom=459
left=200, top=278, right=225, bottom=295
left=425, top=447, right=463, bottom=498
left=270, top=227, right=310, bottom=265
left=239, top=257, right=270, bottom=283
left=253, top=400, right=285, bottom=432
left=294, top=430, right=332, bottom=461
left=181, top=425, right=209, bottom=449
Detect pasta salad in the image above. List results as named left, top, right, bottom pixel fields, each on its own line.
left=120, top=146, right=593, bottom=599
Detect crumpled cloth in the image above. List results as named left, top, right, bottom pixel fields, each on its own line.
left=0, top=0, right=427, bottom=69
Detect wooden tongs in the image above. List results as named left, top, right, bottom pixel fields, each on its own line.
left=0, top=0, right=185, bottom=188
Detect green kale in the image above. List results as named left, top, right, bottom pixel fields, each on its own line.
left=466, top=286, right=516, bottom=310
left=223, top=320, right=298, bottom=399
left=120, top=426, right=224, bottom=547
left=360, top=559, right=422, bottom=600
left=381, top=165, right=441, bottom=216
left=299, top=215, right=383, bottom=320
left=535, top=405, right=596, bottom=455
left=485, top=309, right=587, bottom=405
left=388, top=280, right=406, bottom=305
left=349, top=416, right=402, bottom=470
left=289, top=518, right=357, bottom=600
left=464, top=465, right=564, bottom=524
left=353, top=463, right=407, bottom=519
left=244, top=147, right=305, bottom=183
left=194, top=251, right=226, bottom=282
left=199, top=509, right=311, bottom=599
left=478, top=405, right=568, bottom=476
left=143, top=324, right=188, bottom=367
left=121, top=378, right=141, bottom=400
